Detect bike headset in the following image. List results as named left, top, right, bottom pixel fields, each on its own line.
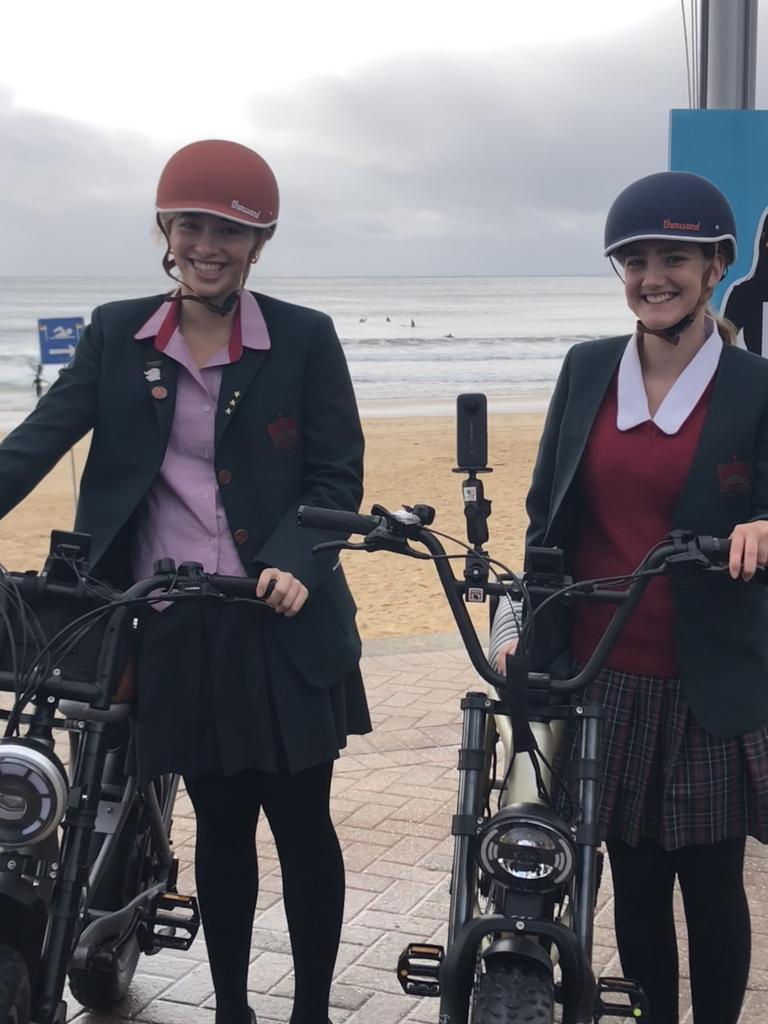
left=604, top=171, right=737, bottom=345
left=155, top=139, right=280, bottom=317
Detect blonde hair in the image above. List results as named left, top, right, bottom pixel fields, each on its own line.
left=709, top=310, right=738, bottom=345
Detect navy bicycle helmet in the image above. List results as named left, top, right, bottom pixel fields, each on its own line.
left=604, top=171, right=737, bottom=265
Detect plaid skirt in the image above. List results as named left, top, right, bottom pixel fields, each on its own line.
left=553, top=665, right=768, bottom=850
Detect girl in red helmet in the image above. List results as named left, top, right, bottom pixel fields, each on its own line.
left=0, top=139, right=370, bottom=1024
left=491, top=172, right=768, bottom=1024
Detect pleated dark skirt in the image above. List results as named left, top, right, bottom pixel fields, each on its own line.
left=127, top=599, right=371, bottom=785
left=554, top=665, right=768, bottom=850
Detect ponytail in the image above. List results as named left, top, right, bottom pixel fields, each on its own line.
left=709, top=310, right=738, bottom=346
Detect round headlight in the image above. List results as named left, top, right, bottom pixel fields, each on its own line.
left=0, top=739, right=68, bottom=847
left=477, top=804, right=575, bottom=893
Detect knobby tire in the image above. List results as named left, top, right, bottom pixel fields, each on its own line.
left=472, top=960, right=555, bottom=1024
left=0, top=945, right=31, bottom=1024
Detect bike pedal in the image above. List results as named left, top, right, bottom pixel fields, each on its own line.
left=594, top=976, right=650, bottom=1020
left=141, top=891, right=201, bottom=952
left=396, top=943, right=443, bottom=997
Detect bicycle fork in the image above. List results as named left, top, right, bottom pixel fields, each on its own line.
left=397, top=692, right=488, bottom=1004
left=33, top=718, right=109, bottom=1024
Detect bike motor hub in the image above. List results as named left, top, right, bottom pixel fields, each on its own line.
left=476, top=803, right=576, bottom=894
left=0, top=738, right=68, bottom=847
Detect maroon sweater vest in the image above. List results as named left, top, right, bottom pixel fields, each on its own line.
left=572, top=375, right=713, bottom=677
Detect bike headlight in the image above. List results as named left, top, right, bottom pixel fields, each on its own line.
left=476, top=804, right=576, bottom=894
left=0, top=739, right=68, bottom=847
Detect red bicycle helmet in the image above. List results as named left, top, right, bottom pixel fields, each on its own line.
left=156, top=140, right=279, bottom=229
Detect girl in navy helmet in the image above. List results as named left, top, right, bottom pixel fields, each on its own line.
left=491, top=171, right=768, bottom=1023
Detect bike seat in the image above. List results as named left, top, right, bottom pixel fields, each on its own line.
left=58, top=700, right=132, bottom=723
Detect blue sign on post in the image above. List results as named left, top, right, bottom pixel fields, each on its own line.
left=37, top=318, right=84, bottom=364
left=669, top=109, right=768, bottom=332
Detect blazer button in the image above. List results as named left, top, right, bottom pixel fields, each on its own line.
left=233, top=528, right=249, bottom=544
left=218, top=469, right=232, bottom=485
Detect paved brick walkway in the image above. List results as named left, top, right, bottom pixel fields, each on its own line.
left=68, top=636, right=767, bottom=1024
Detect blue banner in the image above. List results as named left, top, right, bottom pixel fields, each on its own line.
left=669, top=109, right=768, bottom=353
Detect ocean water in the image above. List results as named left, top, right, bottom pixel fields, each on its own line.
left=0, top=275, right=631, bottom=419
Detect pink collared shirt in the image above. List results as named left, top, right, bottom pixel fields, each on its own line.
left=131, top=291, right=271, bottom=584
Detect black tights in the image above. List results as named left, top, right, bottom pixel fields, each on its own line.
left=185, top=762, right=343, bottom=1024
left=606, top=836, right=750, bottom=1024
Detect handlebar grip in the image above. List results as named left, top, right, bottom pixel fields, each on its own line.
left=696, top=536, right=732, bottom=564
left=297, top=506, right=383, bottom=536
left=208, top=575, right=260, bottom=599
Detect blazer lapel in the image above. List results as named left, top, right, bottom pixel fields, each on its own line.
left=215, top=347, right=271, bottom=446
left=546, top=338, right=626, bottom=538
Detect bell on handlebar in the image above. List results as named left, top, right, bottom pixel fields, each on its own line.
left=408, top=504, right=435, bottom=526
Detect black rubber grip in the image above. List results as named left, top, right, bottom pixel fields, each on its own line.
left=697, top=536, right=731, bottom=564
left=297, top=506, right=383, bottom=535
left=208, top=575, right=260, bottom=599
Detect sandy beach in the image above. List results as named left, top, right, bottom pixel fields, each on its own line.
left=0, top=411, right=545, bottom=639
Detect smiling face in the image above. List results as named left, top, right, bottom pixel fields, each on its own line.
left=167, top=212, right=265, bottom=300
left=619, top=240, right=725, bottom=332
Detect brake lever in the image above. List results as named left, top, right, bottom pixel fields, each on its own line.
left=313, top=540, right=365, bottom=553
left=313, top=537, right=432, bottom=560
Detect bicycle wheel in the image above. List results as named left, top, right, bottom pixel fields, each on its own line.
left=471, top=960, right=554, bottom=1024
left=0, top=945, right=31, bottom=1024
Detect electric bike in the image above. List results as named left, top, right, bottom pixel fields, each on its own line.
left=0, top=532, right=269, bottom=1024
left=296, top=403, right=745, bottom=1023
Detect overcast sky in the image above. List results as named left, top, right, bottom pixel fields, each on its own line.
left=2, top=0, right=766, bottom=277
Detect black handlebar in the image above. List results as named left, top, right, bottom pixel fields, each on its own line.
left=297, top=505, right=385, bottom=535
left=296, top=504, right=745, bottom=697
left=0, top=563, right=271, bottom=708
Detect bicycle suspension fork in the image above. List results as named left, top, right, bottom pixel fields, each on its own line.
left=448, top=692, right=489, bottom=946
left=34, top=718, right=110, bottom=1024
left=571, top=702, right=603, bottom=966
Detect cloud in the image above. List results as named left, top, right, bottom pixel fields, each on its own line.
left=3, top=6, right=759, bottom=277
left=0, top=91, right=165, bottom=275
left=253, top=21, right=686, bottom=274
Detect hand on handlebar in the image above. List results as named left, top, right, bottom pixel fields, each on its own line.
left=494, top=639, right=518, bottom=673
left=729, top=521, right=768, bottom=581
left=256, top=568, right=309, bottom=616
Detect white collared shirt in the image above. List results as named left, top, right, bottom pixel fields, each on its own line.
left=616, top=319, right=723, bottom=435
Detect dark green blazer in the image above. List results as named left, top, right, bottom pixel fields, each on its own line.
left=526, top=335, right=768, bottom=738
left=0, top=292, right=365, bottom=692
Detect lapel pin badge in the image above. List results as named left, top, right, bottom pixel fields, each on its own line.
left=225, top=389, right=242, bottom=416
left=145, top=360, right=166, bottom=399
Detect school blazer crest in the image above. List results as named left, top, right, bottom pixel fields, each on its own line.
left=0, top=292, right=365, bottom=691
left=525, top=335, right=768, bottom=739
